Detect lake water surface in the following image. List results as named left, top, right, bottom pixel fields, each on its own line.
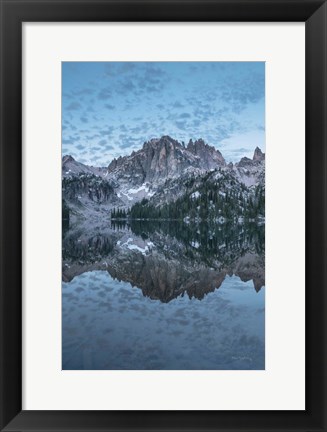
left=62, top=221, right=265, bottom=370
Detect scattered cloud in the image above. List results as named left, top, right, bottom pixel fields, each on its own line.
left=66, top=101, right=81, bottom=111
left=62, top=62, right=265, bottom=164
left=175, top=120, right=187, bottom=130
left=98, top=87, right=112, bottom=100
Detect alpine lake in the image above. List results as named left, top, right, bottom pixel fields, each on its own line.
left=62, top=220, right=265, bottom=370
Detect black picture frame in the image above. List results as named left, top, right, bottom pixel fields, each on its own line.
left=0, top=0, right=326, bottom=431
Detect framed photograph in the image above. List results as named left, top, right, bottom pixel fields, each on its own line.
left=0, top=0, right=326, bottom=431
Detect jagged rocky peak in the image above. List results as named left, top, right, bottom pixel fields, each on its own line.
left=105, top=135, right=230, bottom=187
left=143, top=135, right=180, bottom=151
left=62, top=154, right=105, bottom=178
left=139, top=135, right=200, bottom=181
left=62, top=154, right=75, bottom=164
left=253, top=147, right=265, bottom=162
left=187, top=138, right=226, bottom=167
left=108, top=155, right=123, bottom=171
left=237, top=147, right=265, bottom=168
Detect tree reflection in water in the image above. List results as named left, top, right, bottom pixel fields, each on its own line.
left=62, top=221, right=265, bottom=370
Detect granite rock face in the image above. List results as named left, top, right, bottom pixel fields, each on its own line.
left=253, top=146, right=265, bottom=162
left=187, top=138, right=226, bottom=169
left=107, top=135, right=226, bottom=185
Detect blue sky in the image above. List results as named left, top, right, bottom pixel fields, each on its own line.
left=62, top=62, right=265, bottom=165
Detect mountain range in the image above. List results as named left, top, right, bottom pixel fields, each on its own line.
left=62, top=135, right=265, bottom=225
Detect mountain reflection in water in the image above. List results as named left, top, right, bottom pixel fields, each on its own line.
left=62, top=221, right=265, bottom=370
